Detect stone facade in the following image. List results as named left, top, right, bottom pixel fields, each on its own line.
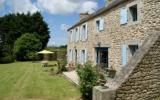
left=67, top=0, right=160, bottom=71
left=93, top=32, right=160, bottom=100
left=116, top=32, right=160, bottom=100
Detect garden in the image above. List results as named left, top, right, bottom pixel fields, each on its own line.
left=0, top=61, right=81, bottom=100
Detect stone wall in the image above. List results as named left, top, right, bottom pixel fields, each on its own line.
left=67, top=0, right=160, bottom=70
left=116, top=32, right=160, bottom=100
left=93, top=32, right=160, bottom=100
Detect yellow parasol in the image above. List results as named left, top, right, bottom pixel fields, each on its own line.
left=37, top=50, right=53, bottom=54
left=37, top=50, right=53, bottom=61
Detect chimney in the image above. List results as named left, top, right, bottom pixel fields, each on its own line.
left=80, top=12, right=90, bottom=20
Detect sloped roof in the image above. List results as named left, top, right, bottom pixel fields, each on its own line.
left=68, top=0, right=126, bottom=31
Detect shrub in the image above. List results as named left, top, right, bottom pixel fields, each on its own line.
left=14, top=33, right=42, bottom=61
left=77, top=63, right=99, bottom=100
left=0, top=55, right=14, bottom=64
left=57, top=59, right=67, bottom=74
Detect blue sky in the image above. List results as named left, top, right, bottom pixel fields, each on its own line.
left=0, top=0, right=105, bottom=46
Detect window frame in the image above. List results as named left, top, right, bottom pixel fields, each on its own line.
left=81, top=23, right=88, bottom=41
left=95, top=17, right=104, bottom=32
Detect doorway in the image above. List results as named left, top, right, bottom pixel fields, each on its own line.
left=96, top=47, right=108, bottom=69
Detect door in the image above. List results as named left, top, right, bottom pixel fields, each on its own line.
left=96, top=48, right=108, bottom=69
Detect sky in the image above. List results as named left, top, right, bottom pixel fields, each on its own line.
left=0, top=0, right=105, bottom=46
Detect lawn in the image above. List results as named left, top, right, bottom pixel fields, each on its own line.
left=0, top=61, right=81, bottom=100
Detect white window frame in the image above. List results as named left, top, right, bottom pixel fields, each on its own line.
left=75, top=27, right=79, bottom=42
left=81, top=23, right=88, bottom=41
left=79, top=49, right=87, bottom=64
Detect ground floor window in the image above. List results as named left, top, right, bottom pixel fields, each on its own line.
left=122, top=44, right=139, bottom=65
left=80, top=49, right=87, bottom=64
left=128, top=45, right=139, bottom=56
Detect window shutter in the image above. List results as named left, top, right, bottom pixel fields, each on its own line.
left=85, top=49, right=87, bottom=63
left=85, top=24, right=88, bottom=40
left=79, top=50, right=81, bottom=64
left=122, top=45, right=128, bottom=65
left=77, top=27, right=79, bottom=41
left=74, top=31, right=76, bottom=42
left=120, top=8, right=128, bottom=24
left=99, top=19, right=104, bottom=31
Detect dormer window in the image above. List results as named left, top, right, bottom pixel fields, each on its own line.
left=129, top=4, right=138, bottom=22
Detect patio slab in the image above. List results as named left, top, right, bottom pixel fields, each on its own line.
left=63, top=70, right=79, bottom=85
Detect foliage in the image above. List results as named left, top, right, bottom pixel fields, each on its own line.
left=14, top=33, right=42, bottom=61
left=57, top=59, right=67, bottom=74
left=27, top=52, right=41, bottom=61
left=0, top=12, right=50, bottom=62
left=0, top=54, right=14, bottom=64
left=46, top=46, right=67, bottom=61
left=77, top=63, right=99, bottom=100
left=0, top=32, right=14, bottom=63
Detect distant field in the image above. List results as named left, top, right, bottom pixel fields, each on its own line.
left=0, top=62, right=80, bottom=100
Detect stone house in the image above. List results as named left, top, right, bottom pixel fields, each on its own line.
left=67, top=0, right=159, bottom=72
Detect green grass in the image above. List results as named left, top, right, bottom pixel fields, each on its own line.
left=0, top=62, right=81, bottom=100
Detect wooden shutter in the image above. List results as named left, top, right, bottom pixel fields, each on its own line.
left=120, top=8, right=128, bottom=24
left=99, top=19, right=104, bottom=31
left=85, top=24, right=88, bottom=40
left=85, top=49, right=87, bottom=63
left=122, top=45, right=128, bottom=65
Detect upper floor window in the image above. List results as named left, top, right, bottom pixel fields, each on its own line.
left=129, top=4, right=138, bottom=22
left=81, top=23, right=88, bottom=41
left=75, top=27, right=79, bottom=42
left=96, top=18, right=104, bottom=31
left=70, top=30, right=73, bottom=42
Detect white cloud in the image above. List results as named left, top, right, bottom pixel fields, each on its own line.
left=60, top=24, right=70, bottom=32
left=2, top=0, right=98, bottom=15
left=79, top=1, right=98, bottom=14
left=9, top=0, right=39, bottom=14
left=37, top=0, right=98, bottom=15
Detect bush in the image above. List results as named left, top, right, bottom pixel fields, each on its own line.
left=0, top=55, right=14, bottom=64
left=77, top=63, right=99, bottom=100
left=14, top=33, right=42, bottom=61
left=57, top=59, right=67, bottom=74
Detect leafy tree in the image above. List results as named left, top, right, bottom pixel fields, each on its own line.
left=14, top=33, right=42, bottom=61
left=0, top=12, right=50, bottom=62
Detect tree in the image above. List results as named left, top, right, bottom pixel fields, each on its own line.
left=14, top=33, right=42, bottom=61
left=0, top=31, right=14, bottom=63
left=0, top=12, right=50, bottom=62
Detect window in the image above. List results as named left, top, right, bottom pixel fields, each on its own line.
left=129, top=4, right=138, bottom=22
left=96, top=19, right=104, bottom=31
left=70, top=31, right=73, bottom=42
left=81, top=24, right=88, bottom=41
left=96, top=20, right=100, bottom=30
left=122, top=44, right=139, bottom=65
left=120, top=8, right=128, bottom=24
left=69, top=49, right=72, bottom=62
left=75, top=28, right=79, bottom=42
left=80, top=49, right=87, bottom=64
left=129, top=45, right=138, bottom=56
